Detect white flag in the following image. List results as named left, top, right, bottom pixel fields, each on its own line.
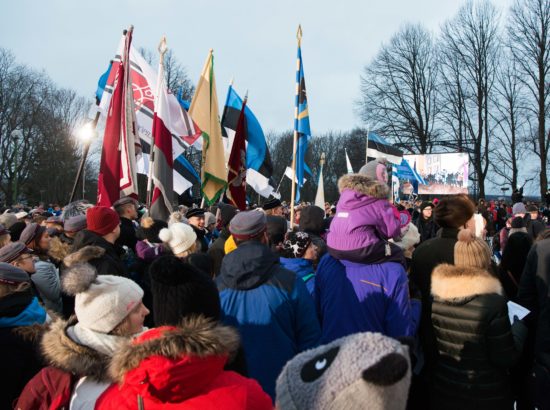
left=315, top=165, right=325, bottom=208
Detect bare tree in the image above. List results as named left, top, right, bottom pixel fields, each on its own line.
left=358, top=23, right=440, bottom=154
left=507, top=0, right=550, bottom=197
left=439, top=0, right=501, bottom=198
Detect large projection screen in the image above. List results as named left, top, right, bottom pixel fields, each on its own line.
left=403, top=153, right=469, bottom=195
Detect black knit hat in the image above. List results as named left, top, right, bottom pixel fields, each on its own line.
left=149, top=255, right=221, bottom=326
left=218, top=203, right=238, bottom=228
left=419, top=201, right=434, bottom=212
left=299, top=206, right=325, bottom=235
left=263, top=197, right=282, bottom=211
left=281, top=231, right=312, bottom=258
left=266, top=215, right=287, bottom=245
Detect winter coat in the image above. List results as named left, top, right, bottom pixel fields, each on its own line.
left=280, top=257, right=315, bottom=296
left=430, top=264, right=526, bottom=410
left=32, top=259, right=62, bottom=313
left=191, top=225, right=209, bottom=253
left=71, top=230, right=128, bottom=277
left=207, top=227, right=231, bottom=277
left=327, top=174, right=403, bottom=264
left=17, top=318, right=113, bottom=410
left=96, top=318, right=272, bottom=410
left=115, top=217, right=138, bottom=252
left=315, top=253, right=420, bottom=344
left=0, top=289, right=47, bottom=410
left=409, top=227, right=458, bottom=367
left=413, top=215, right=439, bottom=243
left=517, top=237, right=550, bottom=370
left=216, top=240, right=321, bottom=398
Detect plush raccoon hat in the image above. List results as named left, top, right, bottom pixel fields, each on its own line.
left=276, top=332, right=411, bottom=410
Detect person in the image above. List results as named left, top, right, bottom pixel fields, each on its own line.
left=498, top=230, right=533, bottom=301
left=517, top=235, right=550, bottom=409
left=298, top=205, right=328, bottom=257
left=262, top=197, right=284, bottom=216
left=279, top=231, right=318, bottom=296
left=71, top=206, right=127, bottom=277
left=0, top=224, right=11, bottom=248
left=216, top=211, right=321, bottom=398
left=17, top=262, right=148, bottom=410
left=113, top=197, right=139, bottom=252
left=207, top=203, right=238, bottom=277
left=413, top=201, right=439, bottom=243
left=48, top=214, right=88, bottom=265
left=266, top=215, right=287, bottom=253
left=159, top=222, right=212, bottom=276
left=185, top=208, right=209, bottom=252
left=545, top=189, right=550, bottom=208
left=430, top=229, right=527, bottom=409
left=0, top=263, right=48, bottom=409
left=19, top=223, right=62, bottom=313
left=512, top=187, right=524, bottom=204
left=204, top=211, right=218, bottom=242
left=95, top=319, right=272, bottom=410
left=525, top=204, right=545, bottom=239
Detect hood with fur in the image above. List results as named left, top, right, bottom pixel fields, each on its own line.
left=109, top=316, right=239, bottom=384
left=338, top=174, right=389, bottom=199
left=431, top=264, right=502, bottom=302
left=41, top=318, right=112, bottom=382
left=63, top=245, right=105, bottom=268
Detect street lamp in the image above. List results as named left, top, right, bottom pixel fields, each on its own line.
left=10, top=129, right=23, bottom=205
left=69, top=120, right=97, bottom=203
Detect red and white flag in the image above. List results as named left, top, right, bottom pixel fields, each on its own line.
left=99, top=37, right=201, bottom=194
left=97, top=26, right=140, bottom=207
left=149, top=38, right=173, bottom=221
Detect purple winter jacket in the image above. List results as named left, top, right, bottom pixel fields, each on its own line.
left=327, top=174, right=403, bottom=264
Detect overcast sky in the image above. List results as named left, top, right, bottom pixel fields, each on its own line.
left=1, top=0, right=515, bottom=135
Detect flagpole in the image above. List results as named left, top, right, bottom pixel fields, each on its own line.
left=365, top=125, right=370, bottom=164
left=146, top=35, right=167, bottom=208
left=289, top=25, right=302, bottom=230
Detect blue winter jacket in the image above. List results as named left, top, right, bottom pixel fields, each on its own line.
left=217, top=241, right=321, bottom=399
left=315, top=253, right=420, bottom=344
left=279, top=257, right=315, bottom=297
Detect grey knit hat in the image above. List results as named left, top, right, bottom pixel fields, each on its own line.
left=229, top=211, right=267, bottom=240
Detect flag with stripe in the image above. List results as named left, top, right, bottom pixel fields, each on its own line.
left=149, top=38, right=174, bottom=221
left=221, top=85, right=275, bottom=198
left=99, top=36, right=201, bottom=194
left=189, top=50, right=227, bottom=205
left=367, top=131, right=403, bottom=165
left=97, top=27, right=140, bottom=207
left=226, top=98, right=247, bottom=210
left=294, top=35, right=311, bottom=202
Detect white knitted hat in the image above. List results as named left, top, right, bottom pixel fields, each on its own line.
left=63, top=264, right=144, bottom=333
left=159, top=222, right=197, bottom=255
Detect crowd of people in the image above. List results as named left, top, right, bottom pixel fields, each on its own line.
left=1, top=158, right=549, bottom=409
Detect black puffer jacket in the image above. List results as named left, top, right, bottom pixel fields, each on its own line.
left=430, top=264, right=526, bottom=410
left=71, top=230, right=128, bottom=277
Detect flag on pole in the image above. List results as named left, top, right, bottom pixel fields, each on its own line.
left=95, top=62, right=112, bottom=105
left=174, top=154, right=199, bottom=194
left=366, top=131, right=403, bottom=165
left=314, top=154, right=325, bottom=208
left=99, top=37, right=201, bottom=194
left=189, top=50, right=227, bottom=205
left=345, top=148, right=354, bottom=174
left=97, top=27, right=140, bottom=207
left=226, top=98, right=247, bottom=210
left=284, top=167, right=307, bottom=184
left=221, top=85, right=276, bottom=198
left=294, top=31, right=311, bottom=203
left=149, top=37, right=173, bottom=221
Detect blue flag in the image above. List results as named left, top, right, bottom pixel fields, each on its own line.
left=95, top=62, right=112, bottom=105
left=294, top=43, right=311, bottom=202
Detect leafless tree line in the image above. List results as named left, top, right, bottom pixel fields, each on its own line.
left=357, top=0, right=549, bottom=198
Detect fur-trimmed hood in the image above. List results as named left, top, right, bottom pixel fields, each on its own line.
left=109, top=316, right=239, bottom=384
left=41, top=318, right=112, bottom=382
left=63, top=245, right=105, bottom=268
left=431, top=264, right=503, bottom=302
left=338, top=174, right=389, bottom=199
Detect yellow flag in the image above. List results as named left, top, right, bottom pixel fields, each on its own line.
left=189, top=50, right=227, bottom=204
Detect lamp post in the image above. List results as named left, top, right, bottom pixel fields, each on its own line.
left=69, top=119, right=97, bottom=203
left=10, top=129, right=23, bottom=205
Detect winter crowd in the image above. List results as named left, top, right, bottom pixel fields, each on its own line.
left=1, top=158, right=550, bottom=409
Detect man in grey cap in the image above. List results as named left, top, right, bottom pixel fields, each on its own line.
left=113, top=196, right=139, bottom=252
left=216, top=210, right=321, bottom=399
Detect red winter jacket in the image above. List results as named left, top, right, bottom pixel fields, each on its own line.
left=15, top=367, right=76, bottom=410
left=96, top=319, right=272, bottom=410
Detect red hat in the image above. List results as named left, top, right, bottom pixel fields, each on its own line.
left=86, top=206, right=120, bottom=236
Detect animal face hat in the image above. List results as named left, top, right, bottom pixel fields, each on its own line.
left=276, top=332, right=411, bottom=410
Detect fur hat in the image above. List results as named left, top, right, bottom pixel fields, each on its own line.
left=434, top=194, right=475, bottom=228
left=86, top=206, right=120, bottom=236
left=276, top=332, right=411, bottom=410
left=149, top=255, right=221, bottom=325
left=454, top=229, right=492, bottom=270
left=281, top=231, right=312, bottom=258
left=337, top=173, right=389, bottom=198
left=62, top=263, right=144, bottom=333
left=299, top=206, right=326, bottom=235
left=159, top=223, right=197, bottom=255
